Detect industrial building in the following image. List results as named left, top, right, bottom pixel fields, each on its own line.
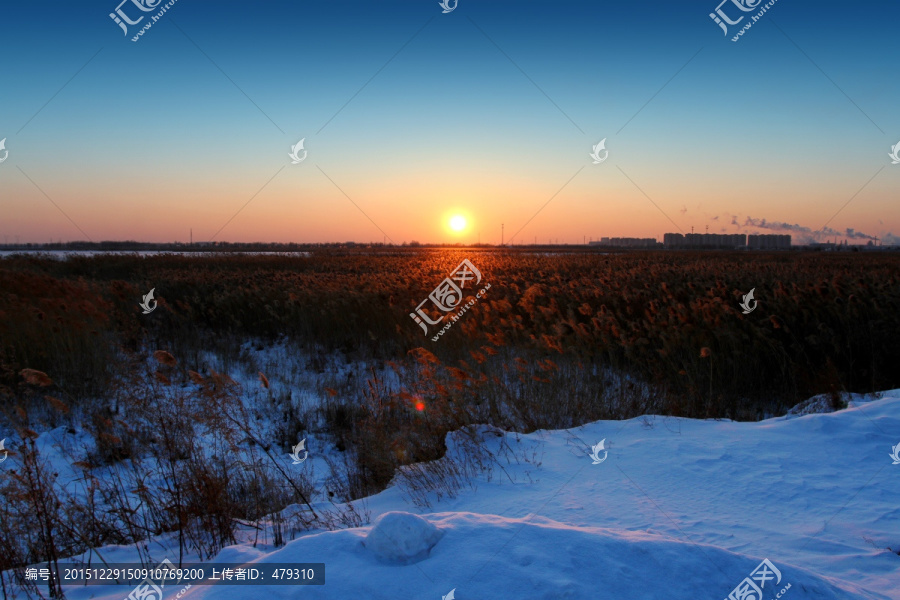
left=589, top=237, right=660, bottom=248
left=662, top=233, right=791, bottom=249
left=747, top=234, right=791, bottom=249
left=663, top=233, right=746, bottom=248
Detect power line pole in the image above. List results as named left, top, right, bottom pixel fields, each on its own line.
left=501, top=223, right=504, bottom=246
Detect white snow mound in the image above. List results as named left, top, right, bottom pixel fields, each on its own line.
left=363, top=511, right=443, bottom=564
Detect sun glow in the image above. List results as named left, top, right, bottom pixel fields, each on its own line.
left=449, top=215, right=467, bottom=232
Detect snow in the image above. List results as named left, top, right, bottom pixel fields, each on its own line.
left=10, top=390, right=900, bottom=599
left=363, top=512, right=444, bottom=564
left=784, top=391, right=847, bottom=418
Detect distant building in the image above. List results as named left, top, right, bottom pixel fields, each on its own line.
left=807, top=241, right=837, bottom=250
left=589, top=237, right=659, bottom=248
left=663, top=233, right=746, bottom=249
left=662, top=233, right=790, bottom=249
left=747, top=234, right=791, bottom=249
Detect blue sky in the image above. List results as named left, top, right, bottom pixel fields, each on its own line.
left=0, top=0, right=898, bottom=244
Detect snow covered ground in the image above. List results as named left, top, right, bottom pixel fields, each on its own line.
left=15, top=391, right=900, bottom=599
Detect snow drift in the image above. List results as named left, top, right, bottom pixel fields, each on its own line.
left=23, top=391, right=900, bottom=599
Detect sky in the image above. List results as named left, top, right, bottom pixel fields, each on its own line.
left=0, top=0, right=898, bottom=245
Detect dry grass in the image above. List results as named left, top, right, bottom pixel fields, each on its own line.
left=3, top=248, right=900, bottom=420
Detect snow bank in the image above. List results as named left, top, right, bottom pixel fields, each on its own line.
left=176, top=513, right=884, bottom=600
left=26, top=391, right=900, bottom=600
left=363, top=511, right=444, bottom=564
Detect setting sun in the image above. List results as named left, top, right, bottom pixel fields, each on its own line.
left=449, top=215, right=467, bottom=232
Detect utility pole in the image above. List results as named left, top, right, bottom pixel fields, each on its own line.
left=501, top=223, right=504, bottom=246
left=190, top=228, right=192, bottom=245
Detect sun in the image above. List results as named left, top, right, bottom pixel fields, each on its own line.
left=449, top=215, right=467, bottom=232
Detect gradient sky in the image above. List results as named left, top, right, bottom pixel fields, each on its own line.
left=1, top=0, right=898, bottom=244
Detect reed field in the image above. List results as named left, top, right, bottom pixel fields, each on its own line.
left=3, top=249, right=898, bottom=417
